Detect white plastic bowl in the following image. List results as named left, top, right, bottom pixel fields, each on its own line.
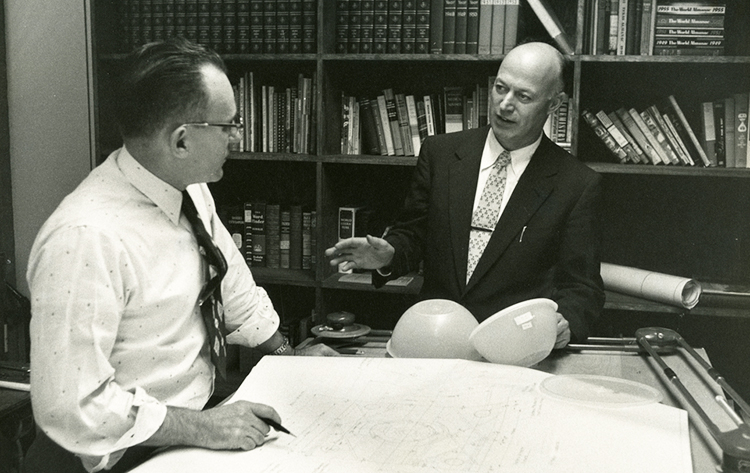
left=387, top=299, right=482, bottom=360
left=469, top=298, right=558, bottom=367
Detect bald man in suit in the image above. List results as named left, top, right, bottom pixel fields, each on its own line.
left=327, top=42, right=604, bottom=347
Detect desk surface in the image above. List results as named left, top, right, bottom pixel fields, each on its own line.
left=302, top=333, right=732, bottom=473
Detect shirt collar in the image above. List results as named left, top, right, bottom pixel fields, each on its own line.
left=116, top=146, right=183, bottom=226
left=482, top=129, right=543, bottom=174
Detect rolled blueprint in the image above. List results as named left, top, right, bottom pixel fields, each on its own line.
left=601, top=263, right=701, bottom=309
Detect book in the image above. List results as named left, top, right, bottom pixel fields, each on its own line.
left=370, top=97, right=389, bottom=155
left=415, top=0, right=431, bottom=53
left=280, top=208, right=291, bottom=269
left=337, top=205, right=366, bottom=273
left=700, top=100, right=717, bottom=166
left=402, top=0, right=417, bottom=53
left=640, top=108, right=680, bottom=164
left=646, top=104, right=692, bottom=165
left=429, top=0, right=444, bottom=53
left=349, top=0, right=363, bottom=54
left=416, top=99, right=429, bottom=142
left=395, top=93, right=415, bottom=156
left=443, top=86, right=464, bottom=133
left=405, top=94, right=422, bottom=156
left=503, top=0, right=520, bottom=53
left=289, top=0, right=303, bottom=53
left=376, top=94, right=396, bottom=155
left=301, top=0, right=317, bottom=53
left=489, top=2, right=506, bottom=55
left=383, top=88, right=405, bottom=155
left=302, top=210, right=313, bottom=270
left=361, top=0, right=375, bottom=53
left=660, top=110, right=695, bottom=165
left=629, top=108, right=669, bottom=164
left=595, top=109, right=640, bottom=163
left=615, top=108, right=662, bottom=164
left=265, top=203, right=281, bottom=268
left=335, top=1, right=349, bottom=53
left=582, top=109, right=628, bottom=164
left=289, top=204, right=303, bottom=270
left=387, top=0, right=403, bottom=54
left=640, top=0, right=656, bottom=55
left=712, top=99, right=726, bottom=167
left=359, top=98, right=382, bottom=155
left=526, top=0, right=574, bottom=54
left=251, top=201, right=267, bottom=267
left=310, top=210, right=317, bottom=266
left=723, top=96, right=735, bottom=168
left=442, top=0, right=457, bottom=53
left=374, top=0, right=388, bottom=53
left=658, top=95, right=710, bottom=166
left=243, top=202, right=254, bottom=266
left=453, top=0, right=467, bottom=54
left=608, top=111, right=649, bottom=164
left=477, top=0, right=493, bottom=54
left=615, top=0, right=627, bottom=55
left=465, top=0, right=479, bottom=54
left=424, top=94, right=436, bottom=135
left=734, top=93, right=749, bottom=168
left=607, top=0, right=618, bottom=54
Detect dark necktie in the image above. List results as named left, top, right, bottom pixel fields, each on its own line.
left=467, top=150, right=512, bottom=283
left=182, top=190, right=229, bottom=380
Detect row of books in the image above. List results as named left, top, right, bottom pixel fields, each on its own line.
left=582, top=0, right=726, bottom=56
left=699, top=93, right=750, bottom=168
left=224, top=203, right=317, bottom=270
left=231, top=72, right=315, bottom=154
left=116, top=0, right=318, bottom=54
left=341, top=82, right=571, bottom=156
left=334, top=0, right=522, bottom=55
left=583, top=95, right=712, bottom=166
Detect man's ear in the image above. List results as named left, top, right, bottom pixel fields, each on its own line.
left=170, top=125, right=189, bottom=157
left=548, top=91, right=566, bottom=114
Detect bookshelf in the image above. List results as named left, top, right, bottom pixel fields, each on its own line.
left=90, top=0, right=750, bottom=390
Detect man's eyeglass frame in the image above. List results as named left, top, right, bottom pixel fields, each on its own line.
left=182, top=120, right=244, bottom=139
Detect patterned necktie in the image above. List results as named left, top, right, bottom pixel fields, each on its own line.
left=182, top=191, right=229, bottom=380
left=467, top=150, right=512, bottom=283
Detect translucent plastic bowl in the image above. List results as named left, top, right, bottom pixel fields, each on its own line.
left=469, top=298, right=558, bottom=367
left=387, top=299, right=482, bottom=360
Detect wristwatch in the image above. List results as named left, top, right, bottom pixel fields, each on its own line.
left=270, top=336, right=291, bottom=356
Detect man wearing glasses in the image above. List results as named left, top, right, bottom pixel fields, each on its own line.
left=24, top=38, right=335, bottom=473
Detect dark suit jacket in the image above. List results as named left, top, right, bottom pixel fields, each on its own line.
left=379, top=126, right=604, bottom=342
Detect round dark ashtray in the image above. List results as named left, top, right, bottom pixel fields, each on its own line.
left=311, top=311, right=371, bottom=339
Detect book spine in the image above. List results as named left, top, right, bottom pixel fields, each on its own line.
left=465, top=0, right=479, bottom=53
left=209, top=0, right=223, bottom=52
left=639, top=0, right=653, bottom=55
left=383, top=89, right=405, bottom=155
left=374, top=0, right=389, bottom=53
left=402, top=0, right=417, bottom=53
left=734, top=93, right=749, bottom=169
left=302, top=0, right=316, bottom=53
left=336, top=1, right=350, bottom=53
left=376, top=95, right=395, bottom=154
left=236, top=0, right=250, bottom=53
left=415, top=0, right=431, bottom=54
left=647, top=104, right=691, bottom=165
left=359, top=98, right=382, bottom=155
left=723, top=96, right=736, bottom=168
left=616, top=108, right=660, bottom=164
left=640, top=108, right=680, bottom=164
left=197, top=0, right=211, bottom=46
left=265, top=203, right=281, bottom=268
left=416, top=99, right=429, bottom=141
left=369, top=97, right=389, bottom=155
left=713, top=99, right=726, bottom=167
left=262, top=0, right=277, bottom=53
left=395, top=93, right=414, bottom=156
left=477, top=1, right=492, bottom=55
left=387, top=0, right=403, bottom=54
left=280, top=209, right=291, bottom=269
left=616, top=0, right=627, bottom=55
left=607, top=0, right=618, bottom=54
left=596, top=110, right=638, bottom=163
left=310, top=210, right=317, bottom=266
left=443, top=0, right=457, bottom=54
left=302, top=210, right=312, bottom=270
left=288, top=0, right=303, bottom=53
left=629, top=108, right=669, bottom=164
left=430, top=0, right=444, bottom=53
left=276, top=0, right=291, bottom=53
left=405, top=94, right=422, bottom=156
left=226, top=206, right=246, bottom=256
left=249, top=0, right=264, bottom=53
left=361, top=0, right=375, bottom=53
left=223, top=0, right=237, bottom=53
left=700, top=100, right=717, bottom=166
left=349, top=0, right=362, bottom=54
left=289, top=205, right=303, bottom=270
left=453, top=0, right=467, bottom=54
left=665, top=95, right=711, bottom=167
left=609, top=111, right=648, bottom=164
left=443, top=86, right=464, bottom=134
left=582, top=110, right=628, bottom=164
left=489, top=3, right=505, bottom=55
left=504, top=1, right=520, bottom=54
left=142, top=0, right=154, bottom=45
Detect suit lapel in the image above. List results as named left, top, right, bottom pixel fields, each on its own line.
left=449, top=128, right=488, bottom=288
left=465, top=137, right=560, bottom=291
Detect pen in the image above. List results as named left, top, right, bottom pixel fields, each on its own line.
left=260, top=416, right=296, bottom=437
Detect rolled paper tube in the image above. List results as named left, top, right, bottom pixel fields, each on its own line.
left=601, top=263, right=701, bottom=309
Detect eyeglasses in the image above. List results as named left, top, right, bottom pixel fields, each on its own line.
left=183, top=120, right=244, bottom=140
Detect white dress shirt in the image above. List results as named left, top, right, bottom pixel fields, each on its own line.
left=472, top=130, right=542, bottom=216
left=27, top=148, right=280, bottom=471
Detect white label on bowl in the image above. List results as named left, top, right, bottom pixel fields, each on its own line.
left=514, top=311, right=534, bottom=326
left=521, top=321, right=534, bottom=330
